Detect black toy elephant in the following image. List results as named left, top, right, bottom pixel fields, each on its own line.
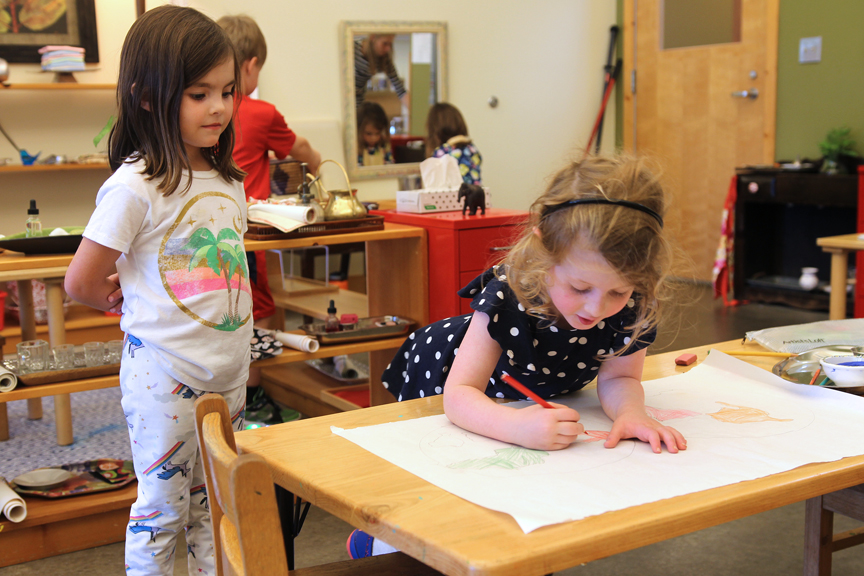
left=458, top=183, right=485, bottom=216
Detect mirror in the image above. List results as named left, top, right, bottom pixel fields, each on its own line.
left=340, top=21, right=448, bottom=179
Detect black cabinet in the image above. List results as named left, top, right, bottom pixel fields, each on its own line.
left=733, top=170, right=857, bottom=311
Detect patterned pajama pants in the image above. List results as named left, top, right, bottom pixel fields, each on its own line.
left=120, top=335, right=246, bottom=576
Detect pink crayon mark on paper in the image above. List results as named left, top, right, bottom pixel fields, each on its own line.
left=580, top=430, right=609, bottom=442
left=645, top=405, right=701, bottom=421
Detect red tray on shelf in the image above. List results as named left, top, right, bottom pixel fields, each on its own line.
left=244, top=215, right=384, bottom=240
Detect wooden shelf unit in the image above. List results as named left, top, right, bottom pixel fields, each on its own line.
left=0, top=223, right=427, bottom=567
left=0, top=483, right=135, bottom=568
left=0, top=163, right=109, bottom=174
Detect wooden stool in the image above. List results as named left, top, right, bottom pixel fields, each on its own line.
left=804, top=484, right=864, bottom=575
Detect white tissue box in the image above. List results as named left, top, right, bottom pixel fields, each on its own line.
left=396, top=187, right=491, bottom=214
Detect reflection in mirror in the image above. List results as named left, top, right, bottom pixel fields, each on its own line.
left=341, top=21, right=447, bottom=179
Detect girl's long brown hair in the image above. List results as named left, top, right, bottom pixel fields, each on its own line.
left=503, top=155, right=674, bottom=356
left=109, top=5, right=245, bottom=196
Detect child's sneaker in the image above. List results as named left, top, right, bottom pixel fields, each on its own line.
left=346, top=529, right=375, bottom=559
left=245, top=387, right=300, bottom=427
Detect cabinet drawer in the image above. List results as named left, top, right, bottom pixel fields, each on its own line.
left=458, top=225, right=521, bottom=272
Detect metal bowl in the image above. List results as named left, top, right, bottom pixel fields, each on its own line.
left=773, top=345, right=864, bottom=394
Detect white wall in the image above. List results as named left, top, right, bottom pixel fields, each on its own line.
left=0, top=0, right=617, bottom=234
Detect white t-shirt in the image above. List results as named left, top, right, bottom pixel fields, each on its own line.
left=84, top=159, right=252, bottom=392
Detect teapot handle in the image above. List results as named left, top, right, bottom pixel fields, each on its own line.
left=316, top=159, right=352, bottom=202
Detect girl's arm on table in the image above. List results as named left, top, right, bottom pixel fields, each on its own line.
left=442, top=311, right=583, bottom=451
left=597, top=350, right=686, bottom=454
left=65, top=238, right=123, bottom=312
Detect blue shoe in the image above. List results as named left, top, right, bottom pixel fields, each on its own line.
left=346, top=529, right=374, bottom=559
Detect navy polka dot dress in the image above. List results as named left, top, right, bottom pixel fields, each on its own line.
left=382, top=267, right=655, bottom=402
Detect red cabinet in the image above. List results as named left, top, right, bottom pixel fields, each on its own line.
left=372, top=209, right=530, bottom=322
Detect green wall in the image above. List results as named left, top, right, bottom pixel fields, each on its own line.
left=776, top=0, right=864, bottom=160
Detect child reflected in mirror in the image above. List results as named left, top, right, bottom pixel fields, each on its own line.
left=356, top=101, right=394, bottom=166
left=426, top=102, right=482, bottom=185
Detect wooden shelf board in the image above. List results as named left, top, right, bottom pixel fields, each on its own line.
left=0, top=83, right=115, bottom=90
left=272, top=285, right=367, bottom=320
left=0, top=163, right=109, bottom=174
left=261, top=362, right=367, bottom=418
left=252, top=335, right=407, bottom=368
left=245, top=222, right=423, bottom=251
left=1, top=305, right=120, bottom=339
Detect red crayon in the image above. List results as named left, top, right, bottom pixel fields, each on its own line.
left=500, top=373, right=554, bottom=409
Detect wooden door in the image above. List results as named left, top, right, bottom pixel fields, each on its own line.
left=622, top=0, right=778, bottom=281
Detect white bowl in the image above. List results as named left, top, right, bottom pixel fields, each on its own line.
left=820, top=356, right=864, bottom=388
left=12, top=468, right=73, bottom=489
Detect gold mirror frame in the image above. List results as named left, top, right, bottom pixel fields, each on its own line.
left=340, top=20, right=448, bottom=180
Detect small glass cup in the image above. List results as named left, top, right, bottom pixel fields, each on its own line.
left=52, top=344, right=77, bottom=370
left=106, top=340, right=124, bottom=364
left=17, top=340, right=50, bottom=373
left=83, top=342, right=105, bottom=367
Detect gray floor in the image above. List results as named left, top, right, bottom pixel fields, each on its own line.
left=4, top=283, right=864, bottom=575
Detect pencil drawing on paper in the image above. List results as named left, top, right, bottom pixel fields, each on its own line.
left=448, top=446, right=548, bottom=470
left=706, top=402, right=793, bottom=424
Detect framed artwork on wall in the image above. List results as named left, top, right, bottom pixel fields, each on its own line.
left=0, top=0, right=99, bottom=63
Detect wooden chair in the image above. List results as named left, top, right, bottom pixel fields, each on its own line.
left=193, top=393, right=442, bottom=575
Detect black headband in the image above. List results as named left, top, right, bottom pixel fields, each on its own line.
left=542, top=198, right=663, bottom=227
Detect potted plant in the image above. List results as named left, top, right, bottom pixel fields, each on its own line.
left=819, top=127, right=859, bottom=174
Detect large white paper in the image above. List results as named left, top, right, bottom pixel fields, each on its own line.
left=333, top=351, right=864, bottom=533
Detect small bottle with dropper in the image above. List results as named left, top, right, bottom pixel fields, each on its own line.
left=25, top=199, right=41, bottom=238
left=324, top=299, right=340, bottom=333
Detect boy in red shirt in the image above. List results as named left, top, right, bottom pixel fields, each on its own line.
left=219, top=15, right=321, bottom=423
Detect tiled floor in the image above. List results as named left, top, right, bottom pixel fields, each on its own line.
left=3, top=283, right=864, bottom=575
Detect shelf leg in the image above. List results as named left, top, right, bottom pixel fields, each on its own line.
left=0, top=404, right=8, bottom=441
left=45, top=278, right=74, bottom=446
left=17, top=279, right=44, bottom=421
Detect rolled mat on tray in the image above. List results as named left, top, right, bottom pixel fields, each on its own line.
left=270, top=330, right=320, bottom=353
left=0, top=366, right=17, bottom=393
left=247, top=203, right=318, bottom=233
left=0, top=478, right=26, bottom=522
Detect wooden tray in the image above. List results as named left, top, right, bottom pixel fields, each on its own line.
left=13, top=363, right=120, bottom=386
left=244, top=214, right=384, bottom=240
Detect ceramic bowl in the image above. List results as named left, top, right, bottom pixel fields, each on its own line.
left=12, top=468, right=73, bottom=489
left=820, top=356, right=864, bottom=388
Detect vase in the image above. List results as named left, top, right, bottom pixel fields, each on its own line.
left=799, top=267, right=819, bottom=291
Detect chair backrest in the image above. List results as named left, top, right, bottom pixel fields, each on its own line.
left=195, top=394, right=290, bottom=576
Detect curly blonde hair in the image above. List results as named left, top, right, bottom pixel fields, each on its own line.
left=502, top=154, right=673, bottom=355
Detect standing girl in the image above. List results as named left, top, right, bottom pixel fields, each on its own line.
left=64, top=6, right=250, bottom=575
left=426, top=102, right=482, bottom=185
left=356, top=101, right=394, bottom=166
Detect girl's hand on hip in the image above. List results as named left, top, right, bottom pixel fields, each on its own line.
left=106, top=273, right=123, bottom=314
left=604, top=410, right=686, bottom=454
left=512, top=403, right=583, bottom=451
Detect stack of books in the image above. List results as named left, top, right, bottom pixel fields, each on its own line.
left=38, top=45, right=85, bottom=72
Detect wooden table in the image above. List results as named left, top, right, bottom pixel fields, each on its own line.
left=235, top=339, right=864, bottom=576
left=816, top=233, right=864, bottom=320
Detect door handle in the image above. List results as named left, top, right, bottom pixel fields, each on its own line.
left=731, top=88, right=759, bottom=99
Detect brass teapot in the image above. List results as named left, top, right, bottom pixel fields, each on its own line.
left=312, top=159, right=368, bottom=221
